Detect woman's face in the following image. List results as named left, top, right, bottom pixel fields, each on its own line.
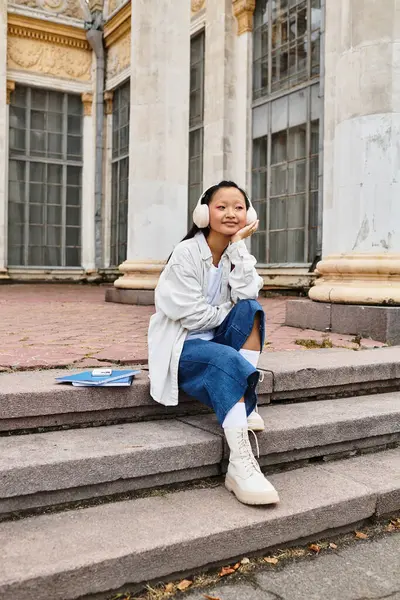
left=208, top=187, right=247, bottom=237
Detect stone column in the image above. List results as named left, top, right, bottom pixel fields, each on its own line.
left=232, top=0, right=255, bottom=191
left=103, top=90, right=113, bottom=269
left=80, top=92, right=96, bottom=272
left=202, top=0, right=236, bottom=187
left=0, top=2, right=9, bottom=280
left=111, top=0, right=190, bottom=301
left=310, top=0, right=400, bottom=304
left=286, top=0, right=400, bottom=343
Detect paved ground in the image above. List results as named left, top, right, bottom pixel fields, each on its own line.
left=183, top=533, right=400, bottom=600
left=0, top=284, right=386, bottom=371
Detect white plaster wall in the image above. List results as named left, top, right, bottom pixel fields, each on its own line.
left=202, top=0, right=236, bottom=187
left=81, top=113, right=96, bottom=270
left=0, top=0, right=8, bottom=270
left=322, top=0, right=400, bottom=255
left=233, top=31, right=253, bottom=193
left=127, top=0, right=190, bottom=261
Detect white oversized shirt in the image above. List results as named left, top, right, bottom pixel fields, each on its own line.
left=186, top=261, right=223, bottom=341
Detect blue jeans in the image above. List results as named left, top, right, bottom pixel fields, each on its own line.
left=178, top=299, right=265, bottom=425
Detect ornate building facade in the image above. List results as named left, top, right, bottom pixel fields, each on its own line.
left=1, top=0, right=400, bottom=312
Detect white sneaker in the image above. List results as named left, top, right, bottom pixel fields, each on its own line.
left=247, top=406, right=265, bottom=431
left=224, top=427, right=279, bottom=505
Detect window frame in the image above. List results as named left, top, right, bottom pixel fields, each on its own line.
left=188, top=30, right=205, bottom=223
left=8, top=86, right=83, bottom=268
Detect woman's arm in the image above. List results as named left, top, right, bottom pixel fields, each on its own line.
left=226, top=240, right=264, bottom=302
left=156, top=257, right=232, bottom=331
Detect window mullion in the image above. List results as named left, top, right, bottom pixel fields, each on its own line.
left=24, top=88, right=31, bottom=267
left=266, top=102, right=272, bottom=264
left=304, top=86, right=311, bottom=262
left=61, top=93, right=68, bottom=267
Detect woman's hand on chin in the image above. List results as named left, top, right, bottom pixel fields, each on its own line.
left=230, top=220, right=259, bottom=243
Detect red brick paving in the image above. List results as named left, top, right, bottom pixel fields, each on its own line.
left=0, top=284, right=386, bottom=371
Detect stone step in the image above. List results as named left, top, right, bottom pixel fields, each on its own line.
left=1, top=393, right=399, bottom=516
left=1, top=347, right=400, bottom=432
left=0, top=449, right=399, bottom=600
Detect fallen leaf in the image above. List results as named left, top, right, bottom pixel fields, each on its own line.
left=264, top=557, right=278, bottom=565
left=165, top=583, right=174, bottom=593
left=203, top=595, right=221, bottom=600
left=241, top=557, right=250, bottom=565
left=233, top=562, right=241, bottom=570
left=177, top=579, right=193, bottom=591
left=391, top=519, right=400, bottom=528
left=385, top=524, right=396, bottom=533
left=355, top=531, right=368, bottom=539
left=309, top=544, right=321, bottom=553
left=219, top=566, right=235, bottom=577
left=329, top=543, right=338, bottom=550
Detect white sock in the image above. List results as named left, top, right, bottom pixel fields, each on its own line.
left=222, top=402, right=248, bottom=429
left=239, top=349, right=260, bottom=369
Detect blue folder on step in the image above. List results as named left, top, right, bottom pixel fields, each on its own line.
left=56, top=369, right=141, bottom=387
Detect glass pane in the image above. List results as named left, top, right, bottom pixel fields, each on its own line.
left=271, top=165, right=287, bottom=196
left=9, top=129, right=26, bottom=153
left=271, top=131, right=287, bottom=164
left=66, top=227, right=80, bottom=246
left=28, top=246, right=44, bottom=266
left=9, top=181, right=25, bottom=204
left=67, top=95, right=82, bottom=116
left=48, top=133, right=63, bottom=157
left=31, top=89, right=47, bottom=110
left=30, top=131, right=46, bottom=155
left=270, top=197, right=287, bottom=230
left=48, top=185, right=62, bottom=205
left=12, top=87, right=26, bottom=108
left=252, top=232, right=267, bottom=263
left=48, top=164, right=62, bottom=184
left=287, top=229, right=305, bottom=261
left=48, top=91, right=63, bottom=113
left=269, top=230, right=287, bottom=263
left=67, top=186, right=80, bottom=206
left=29, top=204, right=43, bottom=224
left=287, top=195, right=305, bottom=228
left=8, top=245, right=24, bottom=265
left=10, top=106, right=26, bottom=129
left=47, top=226, right=61, bottom=246
left=30, top=163, right=45, bottom=182
left=29, top=183, right=45, bottom=202
left=31, top=111, right=46, bottom=130
left=67, top=135, right=82, bottom=158
left=8, top=202, right=24, bottom=223
left=44, top=246, right=61, bottom=266
left=9, top=160, right=25, bottom=183
left=67, top=166, right=81, bottom=186
left=47, top=205, right=62, bottom=225
left=67, top=115, right=81, bottom=135
left=255, top=200, right=267, bottom=229
left=66, top=247, right=80, bottom=266
left=48, top=112, right=63, bottom=132
left=29, top=225, right=44, bottom=245
left=66, top=206, right=80, bottom=226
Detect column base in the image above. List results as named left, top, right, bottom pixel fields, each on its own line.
left=285, top=299, right=400, bottom=345
left=113, top=260, right=164, bottom=290
left=105, top=288, right=155, bottom=306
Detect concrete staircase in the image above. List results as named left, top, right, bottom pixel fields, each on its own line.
left=0, top=347, right=400, bottom=599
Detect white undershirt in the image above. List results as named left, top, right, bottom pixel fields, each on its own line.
left=186, top=262, right=224, bottom=341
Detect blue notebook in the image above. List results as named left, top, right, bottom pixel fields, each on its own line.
left=56, top=369, right=141, bottom=387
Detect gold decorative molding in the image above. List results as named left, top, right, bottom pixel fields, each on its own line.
left=232, top=0, right=256, bottom=35
left=309, top=254, right=400, bottom=305
left=7, top=14, right=90, bottom=50
left=191, top=0, right=205, bottom=13
left=8, top=36, right=92, bottom=81
left=6, top=81, right=16, bottom=105
left=81, top=92, right=93, bottom=116
left=106, top=29, right=130, bottom=79
left=11, top=0, right=85, bottom=20
left=104, top=90, right=114, bottom=114
left=114, top=261, right=165, bottom=290
left=104, top=1, right=131, bottom=48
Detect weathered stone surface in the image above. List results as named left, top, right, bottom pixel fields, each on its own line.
left=258, top=347, right=400, bottom=394
left=105, top=288, right=155, bottom=306
left=181, top=393, right=400, bottom=461
left=321, top=448, right=400, bottom=516
left=0, top=420, right=222, bottom=500
left=285, top=299, right=331, bottom=331
left=0, top=455, right=382, bottom=600
left=0, top=367, right=272, bottom=431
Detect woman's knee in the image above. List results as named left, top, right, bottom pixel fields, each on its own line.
left=235, top=299, right=265, bottom=320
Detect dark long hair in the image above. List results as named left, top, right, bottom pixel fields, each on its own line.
left=166, top=180, right=249, bottom=263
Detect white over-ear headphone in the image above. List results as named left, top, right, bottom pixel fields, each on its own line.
left=192, top=185, right=258, bottom=229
